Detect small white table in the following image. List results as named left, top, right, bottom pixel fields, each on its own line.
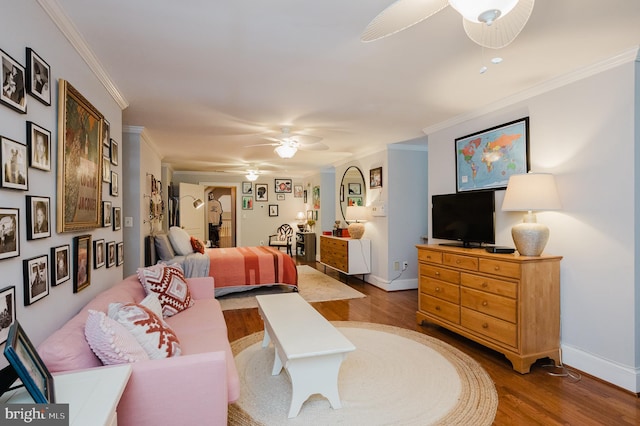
left=256, top=292, right=355, bottom=418
left=1, top=364, right=131, bottom=426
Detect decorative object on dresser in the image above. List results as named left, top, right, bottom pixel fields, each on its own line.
left=501, top=172, right=561, bottom=256
left=345, top=205, right=369, bottom=239
left=416, top=244, right=562, bottom=373
left=320, top=235, right=371, bottom=278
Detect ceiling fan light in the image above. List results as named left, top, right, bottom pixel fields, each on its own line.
left=246, top=171, right=258, bottom=181
left=449, top=0, right=519, bottom=23
left=275, top=144, right=297, bottom=159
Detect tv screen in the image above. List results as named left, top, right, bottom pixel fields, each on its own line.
left=432, top=191, right=495, bottom=247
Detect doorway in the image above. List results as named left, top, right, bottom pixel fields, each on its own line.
left=205, top=186, right=236, bottom=247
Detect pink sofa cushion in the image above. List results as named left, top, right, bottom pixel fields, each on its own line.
left=85, top=310, right=150, bottom=365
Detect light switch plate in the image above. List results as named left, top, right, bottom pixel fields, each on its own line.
left=371, top=201, right=386, bottom=217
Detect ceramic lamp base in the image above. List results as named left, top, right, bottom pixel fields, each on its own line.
left=348, top=222, right=365, bottom=239
left=511, top=213, right=549, bottom=256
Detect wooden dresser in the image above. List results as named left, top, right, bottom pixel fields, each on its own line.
left=320, top=235, right=371, bottom=275
left=416, top=244, right=562, bottom=373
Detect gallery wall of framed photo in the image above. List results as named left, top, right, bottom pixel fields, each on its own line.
left=0, top=2, right=125, bottom=347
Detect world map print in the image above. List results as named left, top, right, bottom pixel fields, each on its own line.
left=455, top=119, right=528, bottom=192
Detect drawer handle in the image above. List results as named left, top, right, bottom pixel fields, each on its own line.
left=426, top=255, right=431, bottom=259
left=435, top=306, right=441, bottom=311
left=482, top=282, right=488, bottom=288
left=435, top=287, right=441, bottom=292
left=482, top=301, right=488, bottom=307
left=494, top=265, right=500, bottom=271
left=482, top=323, right=489, bottom=329
left=456, top=260, right=461, bottom=264
left=435, top=271, right=440, bottom=276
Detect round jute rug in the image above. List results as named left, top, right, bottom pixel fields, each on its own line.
left=228, top=321, right=498, bottom=425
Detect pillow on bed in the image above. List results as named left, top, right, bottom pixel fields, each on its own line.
left=168, top=226, right=193, bottom=256
left=190, top=236, right=205, bottom=254
left=154, top=234, right=176, bottom=261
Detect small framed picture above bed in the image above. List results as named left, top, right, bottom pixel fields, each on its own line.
left=255, top=184, right=268, bottom=202
left=268, top=204, right=278, bottom=217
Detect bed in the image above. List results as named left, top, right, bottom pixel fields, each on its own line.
left=145, top=233, right=298, bottom=297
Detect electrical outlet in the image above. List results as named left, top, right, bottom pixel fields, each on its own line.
left=260, top=240, right=264, bottom=246
left=393, top=261, right=399, bottom=271
left=402, top=261, right=409, bottom=271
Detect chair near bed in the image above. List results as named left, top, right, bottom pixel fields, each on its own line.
left=269, top=224, right=293, bottom=256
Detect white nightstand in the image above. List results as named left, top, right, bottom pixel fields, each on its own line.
left=1, top=364, right=131, bottom=426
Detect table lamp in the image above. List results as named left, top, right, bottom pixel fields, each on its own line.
left=295, top=211, right=306, bottom=232
left=501, top=173, right=561, bottom=256
left=345, top=205, right=369, bottom=239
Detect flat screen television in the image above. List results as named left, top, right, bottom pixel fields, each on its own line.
left=432, top=191, right=495, bottom=247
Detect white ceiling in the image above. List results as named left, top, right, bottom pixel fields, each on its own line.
left=51, top=0, right=640, bottom=177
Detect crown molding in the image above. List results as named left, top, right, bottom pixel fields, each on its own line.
left=123, top=126, right=164, bottom=160
left=38, top=0, right=129, bottom=110
left=423, top=46, right=639, bottom=135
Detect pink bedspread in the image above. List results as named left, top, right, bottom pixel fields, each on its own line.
left=207, top=246, right=298, bottom=293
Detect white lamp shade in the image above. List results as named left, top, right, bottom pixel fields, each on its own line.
left=502, top=173, right=561, bottom=212
left=274, top=144, right=297, bottom=158
left=295, top=211, right=306, bottom=221
left=449, top=0, right=519, bottom=23
left=345, top=205, right=369, bottom=222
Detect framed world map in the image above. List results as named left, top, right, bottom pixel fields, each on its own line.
left=455, top=117, right=530, bottom=192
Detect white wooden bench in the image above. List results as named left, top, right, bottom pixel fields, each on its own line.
left=255, top=292, right=356, bottom=418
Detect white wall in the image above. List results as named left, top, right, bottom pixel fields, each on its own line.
left=0, top=2, right=123, bottom=350
left=426, top=55, right=639, bottom=392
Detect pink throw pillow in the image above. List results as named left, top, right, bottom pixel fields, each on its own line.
left=85, top=310, right=150, bottom=365
left=108, top=302, right=181, bottom=359
left=137, top=264, right=194, bottom=317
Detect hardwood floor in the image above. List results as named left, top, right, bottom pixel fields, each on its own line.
left=223, top=260, right=640, bottom=425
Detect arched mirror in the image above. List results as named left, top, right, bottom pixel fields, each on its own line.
left=340, top=166, right=366, bottom=221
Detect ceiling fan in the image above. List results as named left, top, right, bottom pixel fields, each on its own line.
left=246, top=127, right=329, bottom=159
left=361, top=0, right=535, bottom=49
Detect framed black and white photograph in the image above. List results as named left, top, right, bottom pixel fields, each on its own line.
left=255, top=183, right=268, bottom=201
left=102, top=201, right=112, bottom=227
left=294, top=184, right=303, bottom=198
left=0, top=208, right=19, bottom=260
left=110, top=139, right=118, bottom=165
left=26, top=48, right=50, bottom=106
left=26, top=195, right=50, bottom=240
left=102, top=155, right=111, bottom=183
left=274, top=178, right=292, bottom=193
left=268, top=204, right=278, bottom=217
left=0, top=286, right=16, bottom=345
left=111, top=171, right=119, bottom=196
left=303, top=189, right=307, bottom=203
left=348, top=182, right=361, bottom=195
left=102, top=119, right=110, bottom=147
left=113, top=206, right=121, bottom=231
left=4, top=321, right=55, bottom=403
left=0, top=49, right=27, bottom=113
left=116, top=242, right=124, bottom=266
left=51, top=244, right=70, bottom=286
left=1, top=136, right=28, bottom=190
left=27, top=121, right=51, bottom=171
left=106, top=241, right=116, bottom=268
left=370, top=166, right=382, bottom=189
left=73, top=235, right=91, bottom=293
left=242, top=181, right=253, bottom=194
left=94, top=239, right=105, bottom=269
left=23, top=254, right=49, bottom=305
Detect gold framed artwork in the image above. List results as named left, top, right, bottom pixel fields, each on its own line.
left=56, top=79, right=104, bottom=232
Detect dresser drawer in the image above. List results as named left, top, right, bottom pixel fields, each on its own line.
left=479, top=258, right=520, bottom=279
left=419, top=294, right=460, bottom=324
left=460, top=287, right=517, bottom=323
left=420, top=278, right=460, bottom=304
left=418, top=249, right=442, bottom=264
left=460, top=273, right=517, bottom=299
left=461, top=308, right=517, bottom=348
left=443, top=253, right=478, bottom=271
left=419, top=264, right=459, bottom=284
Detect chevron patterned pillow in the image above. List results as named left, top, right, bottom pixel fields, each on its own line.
left=137, top=264, right=194, bottom=317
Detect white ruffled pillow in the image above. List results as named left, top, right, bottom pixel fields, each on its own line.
left=84, top=310, right=150, bottom=365
left=168, top=226, right=193, bottom=256
left=108, top=302, right=181, bottom=359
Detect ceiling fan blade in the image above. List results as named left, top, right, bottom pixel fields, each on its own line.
left=298, top=142, right=329, bottom=151
left=244, top=142, right=279, bottom=148
left=361, top=0, right=449, bottom=42
left=462, top=0, right=535, bottom=49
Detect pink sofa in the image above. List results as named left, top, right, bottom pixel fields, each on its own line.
left=37, top=274, right=240, bottom=426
